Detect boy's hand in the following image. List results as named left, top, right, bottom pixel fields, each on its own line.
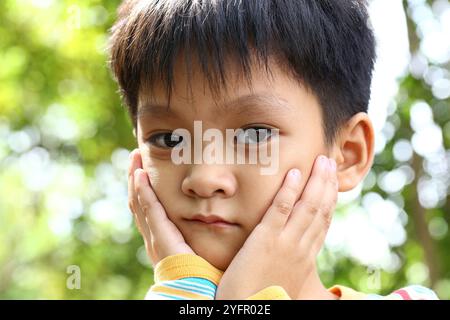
left=215, top=155, right=338, bottom=300
left=128, top=148, right=194, bottom=266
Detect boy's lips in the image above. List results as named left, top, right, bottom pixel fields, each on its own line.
left=186, top=214, right=238, bottom=228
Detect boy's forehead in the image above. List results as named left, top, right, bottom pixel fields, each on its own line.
left=137, top=55, right=301, bottom=118
left=137, top=91, right=293, bottom=119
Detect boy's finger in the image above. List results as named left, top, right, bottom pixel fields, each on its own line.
left=128, top=151, right=157, bottom=264
left=134, top=168, right=172, bottom=242
left=127, top=149, right=141, bottom=230
left=128, top=155, right=158, bottom=263
left=127, top=149, right=143, bottom=231
left=300, top=159, right=338, bottom=254
left=134, top=166, right=194, bottom=261
left=260, top=168, right=302, bottom=231
left=284, top=155, right=330, bottom=238
left=129, top=163, right=158, bottom=264
left=128, top=148, right=142, bottom=178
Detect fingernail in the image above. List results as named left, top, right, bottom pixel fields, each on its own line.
left=319, top=155, right=329, bottom=171
left=329, top=158, right=336, bottom=171
left=288, top=168, right=301, bottom=182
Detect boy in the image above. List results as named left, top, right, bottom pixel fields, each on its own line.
left=108, top=0, right=438, bottom=299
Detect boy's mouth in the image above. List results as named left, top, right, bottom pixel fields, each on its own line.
left=185, top=214, right=238, bottom=228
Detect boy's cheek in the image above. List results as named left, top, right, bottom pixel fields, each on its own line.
left=138, top=165, right=185, bottom=223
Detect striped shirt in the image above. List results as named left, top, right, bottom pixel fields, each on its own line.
left=144, top=254, right=439, bottom=300
left=146, top=277, right=217, bottom=300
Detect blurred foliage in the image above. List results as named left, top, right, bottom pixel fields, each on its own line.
left=0, top=0, right=449, bottom=299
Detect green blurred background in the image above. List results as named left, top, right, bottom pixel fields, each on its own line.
left=0, top=0, right=449, bottom=299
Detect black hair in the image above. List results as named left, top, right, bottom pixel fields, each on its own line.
left=108, top=0, right=376, bottom=144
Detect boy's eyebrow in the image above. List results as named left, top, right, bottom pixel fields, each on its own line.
left=137, top=93, right=292, bottom=119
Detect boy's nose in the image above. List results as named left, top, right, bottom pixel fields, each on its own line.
left=181, top=164, right=237, bottom=199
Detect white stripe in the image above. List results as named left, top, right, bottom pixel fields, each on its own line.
left=173, top=279, right=216, bottom=293
left=159, top=281, right=215, bottom=297
left=145, top=291, right=176, bottom=300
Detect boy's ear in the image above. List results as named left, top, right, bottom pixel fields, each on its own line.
left=133, top=127, right=137, bottom=138
left=332, top=112, right=375, bottom=192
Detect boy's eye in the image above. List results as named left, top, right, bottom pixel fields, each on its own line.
left=147, top=132, right=184, bottom=149
left=235, top=127, right=273, bottom=145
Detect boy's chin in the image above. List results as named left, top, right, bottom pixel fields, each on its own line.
left=190, top=243, right=239, bottom=271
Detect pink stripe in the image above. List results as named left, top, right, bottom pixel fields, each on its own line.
left=394, top=289, right=412, bottom=300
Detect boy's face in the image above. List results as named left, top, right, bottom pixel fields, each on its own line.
left=136, top=59, right=330, bottom=271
